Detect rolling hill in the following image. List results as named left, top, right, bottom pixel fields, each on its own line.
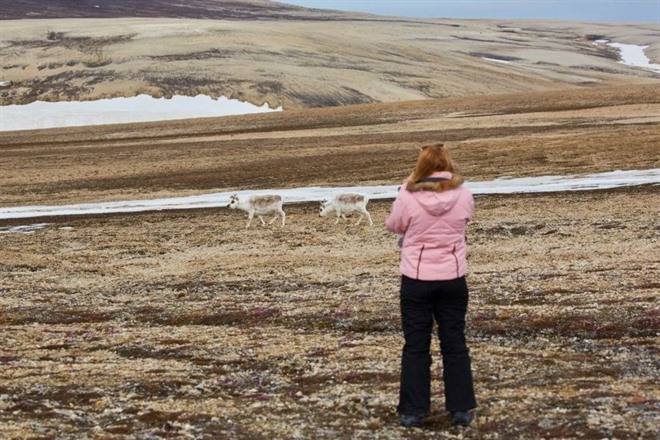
left=1, top=0, right=658, bottom=107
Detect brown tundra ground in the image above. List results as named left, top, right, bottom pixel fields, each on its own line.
left=0, top=85, right=659, bottom=439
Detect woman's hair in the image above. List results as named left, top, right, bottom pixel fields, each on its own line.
left=405, top=143, right=464, bottom=192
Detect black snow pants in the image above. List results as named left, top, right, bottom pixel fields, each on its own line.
left=397, top=275, right=477, bottom=416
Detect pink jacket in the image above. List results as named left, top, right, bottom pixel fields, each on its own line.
left=385, top=171, right=474, bottom=281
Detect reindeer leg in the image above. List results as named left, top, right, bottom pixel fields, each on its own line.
left=365, top=211, right=373, bottom=226
left=356, top=214, right=363, bottom=225
left=280, top=209, right=286, bottom=227
left=268, top=214, right=278, bottom=225
left=246, top=213, right=254, bottom=228
left=258, top=215, right=267, bottom=227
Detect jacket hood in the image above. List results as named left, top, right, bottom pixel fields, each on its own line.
left=409, top=172, right=462, bottom=216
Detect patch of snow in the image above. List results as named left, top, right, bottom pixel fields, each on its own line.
left=483, top=57, right=512, bottom=64
left=608, top=43, right=660, bottom=72
left=0, top=169, right=657, bottom=220
left=0, top=94, right=282, bottom=132
left=0, top=223, right=48, bottom=234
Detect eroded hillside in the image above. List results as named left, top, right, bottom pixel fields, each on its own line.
left=1, top=0, right=658, bottom=107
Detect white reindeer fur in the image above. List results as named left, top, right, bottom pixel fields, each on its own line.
left=228, top=194, right=286, bottom=228
left=319, top=193, right=373, bottom=226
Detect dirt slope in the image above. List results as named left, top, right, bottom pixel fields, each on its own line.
left=1, top=83, right=659, bottom=208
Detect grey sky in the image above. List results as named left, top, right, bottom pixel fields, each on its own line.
left=280, top=1, right=660, bottom=23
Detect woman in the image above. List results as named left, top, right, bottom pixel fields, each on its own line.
left=385, top=143, right=476, bottom=428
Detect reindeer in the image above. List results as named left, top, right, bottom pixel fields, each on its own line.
left=227, top=194, right=286, bottom=228
left=319, top=193, right=373, bottom=226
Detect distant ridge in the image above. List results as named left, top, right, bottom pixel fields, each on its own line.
left=2, top=1, right=657, bottom=108
left=0, top=0, right=356, bottom=21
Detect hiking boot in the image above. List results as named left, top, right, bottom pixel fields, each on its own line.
left=452, top=411, right=473, bottom=427
left=400, top=414, right=424, bottom=428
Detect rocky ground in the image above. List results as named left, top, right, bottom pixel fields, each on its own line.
left=0, top=187, right=658, bottom=439
left=0, top=85, right=659, bottom=438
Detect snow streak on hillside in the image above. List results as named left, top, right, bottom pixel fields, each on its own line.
left=1, top=169, right=658, bottom=221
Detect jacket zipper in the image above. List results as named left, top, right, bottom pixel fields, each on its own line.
left=417, top=244, right=425, bottom=279
left=451, top=244, right=459, bottom=278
